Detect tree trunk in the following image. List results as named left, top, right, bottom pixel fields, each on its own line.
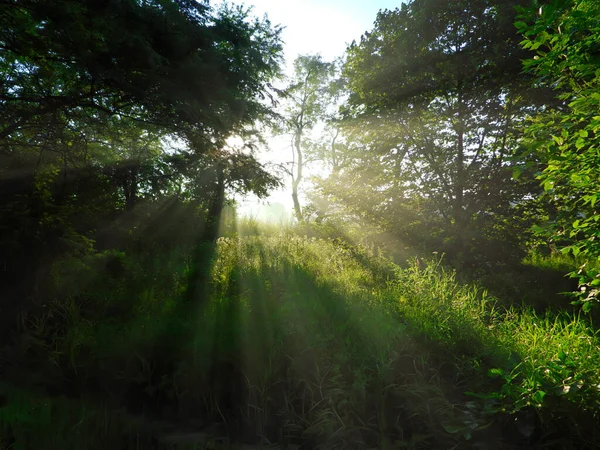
left=453, top=90, right=466, bottom=254
left=331, top=128, right=340, bottom=176
left=183, top=162, right=224, bottom=306
left=125, top=166, right=138, bottom=211
left=291, top=130, right=304, bottom=222
left=205, top=162, right=225, bottom=242
left=454, top=126, right=464, bottom=226
left=292, top=190, right=302, bottom=222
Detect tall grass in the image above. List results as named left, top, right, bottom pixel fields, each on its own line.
left=2, top=227, right=600, bottom=448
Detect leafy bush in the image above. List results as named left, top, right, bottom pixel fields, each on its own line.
left=518, top=0, right=600, bottom=310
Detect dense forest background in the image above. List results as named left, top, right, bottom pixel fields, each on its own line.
left=1, top=0, right=600, bottom=449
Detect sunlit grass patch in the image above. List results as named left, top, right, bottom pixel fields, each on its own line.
left=523, top=251, right=582, bottom=273
left=6, top=225, right=600, bottom=449
left=390, top=258, right=508, bottom=365
left=388, top=256, right=600, bottom=445
left=495, top=311, right=600, bottom=411
left=169, top=234, right=476, bottom=447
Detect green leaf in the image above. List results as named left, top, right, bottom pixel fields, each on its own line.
left=488, top=368, right=505, bottom=378
left=512, top=166, right=524, bottom=180
left=558, top=350, right=567, bottom=361
left=532, top=390, right=546, bottom=404
left=514, top=21, right=528, bottom=30
left=542, top=179, right=555, bottom=191
left=443, top=425, right=460, bottom=434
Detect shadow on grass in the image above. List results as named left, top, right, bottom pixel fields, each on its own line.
left=473, top=263, right=578, bottom=312
left=432, top=248, right=580, bottom=315
left=3, top=231, right=600, bottom=449
left=157, top=238, right=513, bottom=448
left=81, top=236, right=600, bottom=448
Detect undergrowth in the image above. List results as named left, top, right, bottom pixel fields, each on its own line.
left=1, top=224, right=599, bottom=449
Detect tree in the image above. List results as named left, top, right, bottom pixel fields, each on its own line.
left=279, top=55, right=337, bottom=222
left=0, top=0, right=282, bottom=145
left=0, top=0, right=284, bottom=331
left=517, top=0, right=600, bottom=309
left=339, top=0, right=541, bottom=260
left=0, top=0, right=284, bottom=227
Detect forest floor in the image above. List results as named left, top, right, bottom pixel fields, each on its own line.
left=2, top=220, right=600, bottom=449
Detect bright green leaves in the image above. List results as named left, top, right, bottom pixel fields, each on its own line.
left=531, top=390, right=546, bottom=406
left=582, top=193, right=600, bottom=208
left=517, top=0, right=600, bottom=309
left=575, top=138, right=587, bottom=149
left=514, top=21, right=528, bottom=30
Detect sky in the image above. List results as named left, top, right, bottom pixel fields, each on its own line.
left=234, top=0, right=404, bottom=220
left=244, top=0, right=402, bottom=63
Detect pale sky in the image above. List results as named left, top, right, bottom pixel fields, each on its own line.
left=245, top=0, right=402, bottom=64
left=234, top=0, right=404, bottom=220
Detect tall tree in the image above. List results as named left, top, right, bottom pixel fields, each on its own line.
left=0, top=0, right=284, bottom=228
left=0, top=0, right=284, bottom=330
left=340, top=0, right=541, bottom=258
left=280, top=55, right=336, bottom=222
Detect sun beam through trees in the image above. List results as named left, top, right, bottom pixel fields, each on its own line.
left=2, top=0, right=600, bottom=449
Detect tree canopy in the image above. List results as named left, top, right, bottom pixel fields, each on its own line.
left=0, top=0, right=282, bottom=145
left=305, top=0, right=543, bottom=261
left=0, top=0, right=284, bottom=330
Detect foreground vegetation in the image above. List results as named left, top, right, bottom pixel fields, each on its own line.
left=1, top=220, right=599, bottom=449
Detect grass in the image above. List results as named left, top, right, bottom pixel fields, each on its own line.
left=0, top=382, right=151, bottom=450
left=1, top=220, right=600, bottom=448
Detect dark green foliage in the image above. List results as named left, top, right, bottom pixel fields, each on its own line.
left=0, top=0, right=283, bottom=339
left=3, top=228, right=600, bottom=449
left=0, top=0, right=282, bottom=140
